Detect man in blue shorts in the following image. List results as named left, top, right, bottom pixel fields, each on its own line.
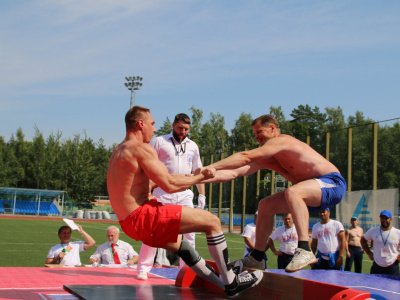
left=202, top=114, right=346, bottom=272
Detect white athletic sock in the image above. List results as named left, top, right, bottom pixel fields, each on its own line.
left=191, top=258, right=225, bottom=289
left=206, top=233, right=235, bottom=285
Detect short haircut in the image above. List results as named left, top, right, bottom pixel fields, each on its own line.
left=251, top=114, right=279, bottom=127
left=173, top=113, right=191, bottom=125
left=107, top=225, right=120, bottom=234
left=58, top=225, right=71, bottom=235
left=125, top=106, right=151, bottom=130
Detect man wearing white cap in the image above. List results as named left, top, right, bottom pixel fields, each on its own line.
left=361, top=210, right=400, bottom=275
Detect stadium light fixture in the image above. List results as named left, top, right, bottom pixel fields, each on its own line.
left=124, top=75, right=143, bottom=108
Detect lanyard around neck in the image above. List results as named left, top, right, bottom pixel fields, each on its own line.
left=380, top=228, right=392, bottom=246
left=170, top=137, right=186, bottom=155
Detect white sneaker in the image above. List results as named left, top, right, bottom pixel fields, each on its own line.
left=136, top=271, right=148, bottom=280
left=285, top=248, right=318, bottom=272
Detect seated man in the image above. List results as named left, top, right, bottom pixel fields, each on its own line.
left=90, top=225, right=138, bottom=266
left=45, top=224, right=96, bottom=266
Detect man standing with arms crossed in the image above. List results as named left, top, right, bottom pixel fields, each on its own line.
left=107, top=106, right=262, bottom=296
left=202, top=114, right=346, bottom=272
left=137, top=113, right=206, bottom=279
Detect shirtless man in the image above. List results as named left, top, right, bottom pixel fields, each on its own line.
left=344, top=217, right=364, bottom=273
left=107, top=106, right=262, bottom=296
left=202, top=114, right=346, bottom=272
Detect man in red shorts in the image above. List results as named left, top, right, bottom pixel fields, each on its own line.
left=107, top=106, right=262, bottom=297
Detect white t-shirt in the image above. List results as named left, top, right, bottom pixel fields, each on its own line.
left=47, top=241, right=84, bottom=266
left=270, top=225, right=298, bottom=255
left=151, top=134, right=203, bottom=204
left=242, top=223, right=256, bottom=257
left=363, top=226, right=400, bottom=267
left=312, top=220, right=344, bottom=254
left=90, top=240, right=138, bottom=265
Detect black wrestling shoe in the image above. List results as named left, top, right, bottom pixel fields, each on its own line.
left=229, top=259, right=244, bottom=275
left=225, top=270, right=263, bottom=297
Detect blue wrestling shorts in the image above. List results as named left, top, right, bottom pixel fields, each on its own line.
left=313, top=172, right=347, bottom=210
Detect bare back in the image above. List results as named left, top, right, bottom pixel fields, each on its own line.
left=255, top=134, right=339, bottom=183
left=107, top=139, right=152, bottom=220
left=107, top=134, right=208, bottom=221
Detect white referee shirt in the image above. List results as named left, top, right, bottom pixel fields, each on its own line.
left=151, top=133, right=202, bottom=202
left=151, top=133, right=202, bottom=175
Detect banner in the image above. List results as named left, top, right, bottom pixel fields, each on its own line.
left=336, top=188, right=399, bottom=231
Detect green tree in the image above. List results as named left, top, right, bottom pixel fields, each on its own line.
left=155, top=117, right=172, bottom=136
left=229, top=113, right=257, bottom=151
left=28, top=128, right=46, bottom=188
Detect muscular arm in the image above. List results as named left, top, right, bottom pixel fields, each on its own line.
left=209, top=148, right=266, bottom=171
left=361, top=237, right=373, bottom=260
left=139, top=144, right=208, bottom=193
left=202, top=164, right=259, bottom=183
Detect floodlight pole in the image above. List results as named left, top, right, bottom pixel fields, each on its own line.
left=124, top=76, right=143, bottom=108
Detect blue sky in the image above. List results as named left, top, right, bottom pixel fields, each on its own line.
left=1, top=1, right=399, bottom=146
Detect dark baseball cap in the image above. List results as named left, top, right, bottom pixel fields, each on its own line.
left=350, top=217, right=357, bottom=221
left=379, top=210, right=392, bottom=218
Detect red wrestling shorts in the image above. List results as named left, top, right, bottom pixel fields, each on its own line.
left=119, top=199, right=182, bottom=248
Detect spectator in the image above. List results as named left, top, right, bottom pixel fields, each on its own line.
left=311, top=208, right=345, bottom=270
left=344, top=217, right=364, bottom=273
left=137, top=113, right=206, bottom=280
left=46, top=224, right=95, bottom=266
left=268, top=213, right=298, bottom=269
left=361, top=210, right=400, bottom=275
left=90, top=226, right=138, bottom=266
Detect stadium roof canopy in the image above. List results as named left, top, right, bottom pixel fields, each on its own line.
left=0, top=187, right=66, bottom=199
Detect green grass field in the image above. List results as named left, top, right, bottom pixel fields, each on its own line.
left=0, top=217, right=373, bottom=273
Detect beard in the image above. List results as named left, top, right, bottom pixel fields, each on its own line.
left=173, top=131, right=186, bottom=142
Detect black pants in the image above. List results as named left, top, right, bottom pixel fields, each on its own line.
left=344, top=245, right=363, bottom=273
left=312, top=258, right=341, bottom=270
left=370, top=261, right=399, bottom=276
left=277, top=253, right=294, bottom=269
